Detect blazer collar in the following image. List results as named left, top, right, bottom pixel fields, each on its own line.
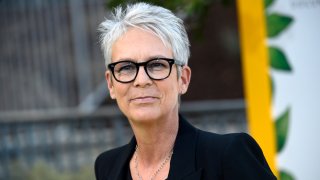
left=109, top=115, right=201, bottom=180
left=167, top=115, right=202, bottom=180
left=108, top=137, right=136, bottom=180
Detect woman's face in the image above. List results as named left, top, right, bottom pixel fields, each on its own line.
left=105, top=27, right=191, bottom=123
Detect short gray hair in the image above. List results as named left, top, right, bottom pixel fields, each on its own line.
left=98, top=2, right=190, bottom=67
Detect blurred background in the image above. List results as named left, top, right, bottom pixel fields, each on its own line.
left=0, top=0, right=246, bottom=179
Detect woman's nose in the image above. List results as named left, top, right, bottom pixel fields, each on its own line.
left=133, top=66, right=152, bottom=87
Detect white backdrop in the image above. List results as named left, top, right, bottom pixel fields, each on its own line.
left=268, top=0, right=320, bottom=179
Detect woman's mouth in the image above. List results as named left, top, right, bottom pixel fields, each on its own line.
left=130, top=96, right=159, bottom=104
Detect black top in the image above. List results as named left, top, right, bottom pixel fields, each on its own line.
left=125, top=164, right=132, bottom=180
left=95, top=115, right=276, bottom=180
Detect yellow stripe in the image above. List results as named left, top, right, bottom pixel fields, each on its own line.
left=236, top=0, right=278, bottom=177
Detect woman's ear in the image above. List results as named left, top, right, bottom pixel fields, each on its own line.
left=105, top=71, right=116, bottom=99
left=179, top=66, right=191, bottom=94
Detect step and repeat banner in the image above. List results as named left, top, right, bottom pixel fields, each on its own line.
left=238, top=0, right=320, bottom=179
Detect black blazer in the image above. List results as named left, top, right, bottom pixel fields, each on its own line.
left=95, top=116, right=276, bottom=180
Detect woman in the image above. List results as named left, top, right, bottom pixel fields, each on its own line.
left=95, top=2, right=276, bottom=180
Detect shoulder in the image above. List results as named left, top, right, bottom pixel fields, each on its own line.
left=197, top=130, right=262, bottom=154
left=94, top=145, right=128, bottom=180
left=221, top=133, right=276, bottom=179
left=196, top=130, right=250, bottom=152
left=196, top=131, right=256, bottom=162
left=200, top=132, right=260, bottom=152
left=217, top=133, right=268, bottom=165
left=95, top=145, right=125, bottom=167
left=196, top=130, right=276, bottom=179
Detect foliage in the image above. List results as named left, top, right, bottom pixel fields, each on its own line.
left=106, top=0, right=234, bottom=38
left=275, top=107, right=290, bottom=152
left=106, top=0, right=212, bottom=20
left=269, top=46, right=292, bottom=71
left=264, top=0, right=274, bottom=8
left=280, top=170, right=295, bottom=180
left=267, top=13, right=293, bottom=37
left=264, top=0, right=295, bottom=179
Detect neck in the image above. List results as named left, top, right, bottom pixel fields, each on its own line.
left=130, top=113, right=179, bottom=165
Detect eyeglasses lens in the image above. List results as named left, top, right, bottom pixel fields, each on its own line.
left=112, top=59, right=173, bottom=83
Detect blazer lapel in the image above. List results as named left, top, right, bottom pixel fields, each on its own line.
left=108, top=138, right=136, bottom=180
left=181, top=168, right=203, bottom=180
left=167, top=115, right=202, bottom=180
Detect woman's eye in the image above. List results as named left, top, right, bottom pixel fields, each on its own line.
left=117, top=64, right=135, bottom=73
left=148, top=62, right=167, bottom=70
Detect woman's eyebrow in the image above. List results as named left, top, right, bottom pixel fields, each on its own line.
left=113, top=55, right=170, bottom=63
left=148, top=55, right=168, bottom=59
left=112, top=58, right=136, bottom=62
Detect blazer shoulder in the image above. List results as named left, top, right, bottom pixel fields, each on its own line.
left=196, top=131, right=276, bottom=179
left=196, top=131, right=254, bottom=161
left=221, top=133, right=276, bottom=179
left=220, top=133, right=268, bottom=164
left=94, top=145, right=128, bottom=180
left=196, top=130, right=242, bottom=151
left=95, top=145, right=125, bottom=165
left=197, top=131, right=258, bottom=152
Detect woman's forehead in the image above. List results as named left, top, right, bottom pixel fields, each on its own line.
left=111, top=28, right=173, bottom=62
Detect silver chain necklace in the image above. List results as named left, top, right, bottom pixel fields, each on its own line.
left=134, top=145, right=173, bottom=180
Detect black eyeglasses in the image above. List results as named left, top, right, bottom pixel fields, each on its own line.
left=108, top=58, right=183, bottom=83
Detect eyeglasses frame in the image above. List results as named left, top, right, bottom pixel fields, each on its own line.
left=108, top=58, right=183, bottom=83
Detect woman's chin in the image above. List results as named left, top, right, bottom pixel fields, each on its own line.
left=128, top=109, right=161, bottom=124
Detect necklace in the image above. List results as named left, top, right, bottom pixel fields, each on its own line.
left=134, top=145, right=173, bottom=180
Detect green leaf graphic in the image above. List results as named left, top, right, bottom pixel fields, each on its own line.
left=270, top=75, right=274, bottom=99
left=280, top=169, right=295, bottom=180
left=264, top=0, right=274, bottom=8
left=276, top=107, right=290, bottom=152
left=269, top=46, right=292, bottom=71
left=267, top=13, right=293, bottom=37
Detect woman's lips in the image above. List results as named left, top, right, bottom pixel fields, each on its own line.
left=130, top=96, right=159, bottom=104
